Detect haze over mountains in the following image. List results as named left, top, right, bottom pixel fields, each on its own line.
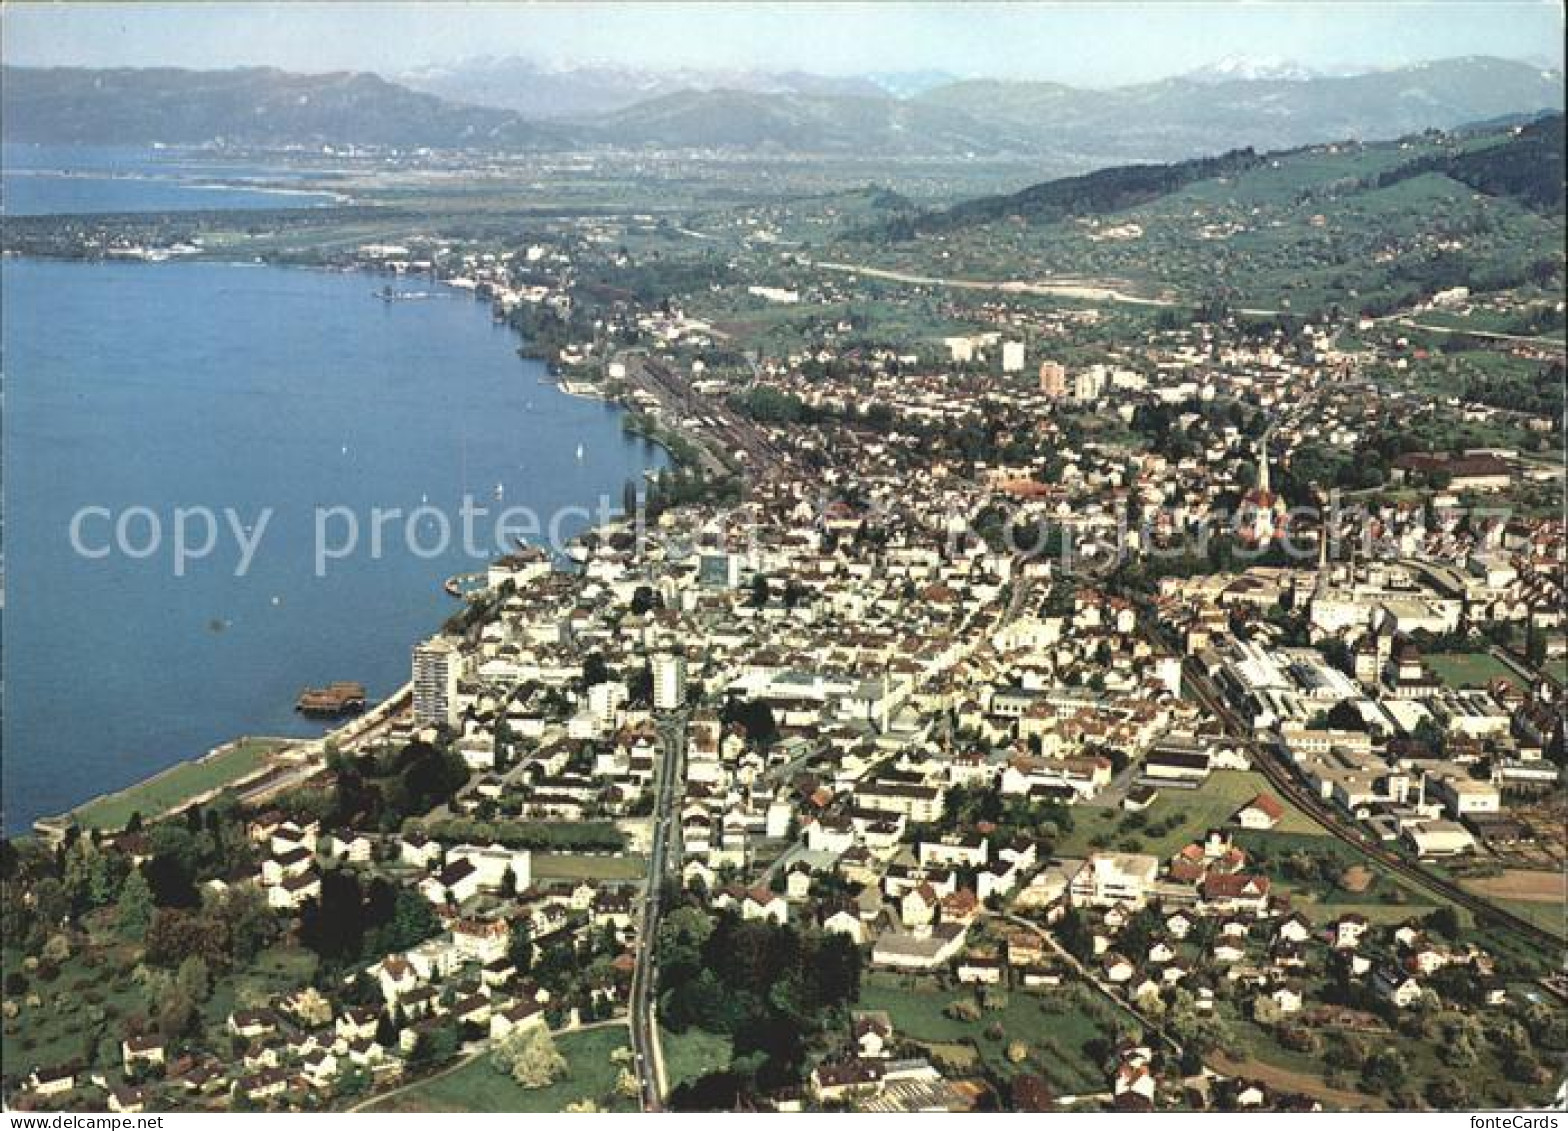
left=398, top=55, right=961, bottom=118
left=3, top=55, right=1562, bottom=166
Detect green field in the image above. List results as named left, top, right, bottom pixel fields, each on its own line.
left=1425, top=652, right=1515, bottom=689
left=1486, top=897, right=1568, bottom=940
left=856, top=973, right=1121, bottom=1095
left=530, top=853, right=648, bottom=883
left=1058, top=770, right=1325, bottom=859
left=68, top=737, right=290, bottom=831
left=660, top=1026, right=733, bottom=1090
left=367, top=1026, right=636, bottom=1112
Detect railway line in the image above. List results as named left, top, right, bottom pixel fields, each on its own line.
left=628, top=711, right=686, bottom=1111
left=1174, top=644, right=1562, bottom=954
left=633, top=356, right=792, bottom=478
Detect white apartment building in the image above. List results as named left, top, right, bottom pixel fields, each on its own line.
left=653, top=652, right=688, bottom=711
left=413, top=637, right=461, bottom=727
left=1069, top=852, right=1159, bottom=909
left=1073, top=366, right=1107, bottom=403
left=588, top=680, right=629, bottom=728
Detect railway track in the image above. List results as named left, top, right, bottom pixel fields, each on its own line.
left=1176, top=649, right=1562, bottom=953
left=634, top=357, right=792, bottom=478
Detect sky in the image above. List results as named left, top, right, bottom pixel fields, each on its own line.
left=3, top=2, right=1563, bottom=85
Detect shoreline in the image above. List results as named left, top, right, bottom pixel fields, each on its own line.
left=32, top=735, right=299, bottom=841
left=33, top=682, right=417, bottom=841
left=5, top=254, right=684, bottom=480
left=12, top=254, right=674, bottom=838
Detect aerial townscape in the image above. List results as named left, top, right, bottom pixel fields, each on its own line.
left=2, top=3, right=1566, bottom=1117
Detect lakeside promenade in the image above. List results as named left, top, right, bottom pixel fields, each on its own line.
left=32, top=682, right=412, bottom=841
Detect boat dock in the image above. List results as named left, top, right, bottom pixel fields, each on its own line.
left=294, top=681, right=368, bottom=716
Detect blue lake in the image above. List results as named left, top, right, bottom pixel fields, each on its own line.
left=2, top=258, right=666, bottom=830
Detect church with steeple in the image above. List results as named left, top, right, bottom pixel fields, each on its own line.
left=1236, top=431, right=1286, bottom=545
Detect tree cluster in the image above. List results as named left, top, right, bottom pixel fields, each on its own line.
left=657, top=907, right=862, bottom=1093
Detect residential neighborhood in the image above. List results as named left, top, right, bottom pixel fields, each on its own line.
left=3, top=12, right=1565, bottom=1115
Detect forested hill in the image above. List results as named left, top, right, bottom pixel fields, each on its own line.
left=1375, top=114, right=1566, bottom=214
left=914, top=148, right=1267, bottom=233
left=889, top=115, right=1564, bottom=239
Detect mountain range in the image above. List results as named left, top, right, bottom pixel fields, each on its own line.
left=3, top=56, right=1562, bottom=165
left=1, top=66, right=560, bottom=150
left=911, top=57, right=1564, bottom=162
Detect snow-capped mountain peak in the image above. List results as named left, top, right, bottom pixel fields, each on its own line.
left=1183, top=55, right=1322, bottom=84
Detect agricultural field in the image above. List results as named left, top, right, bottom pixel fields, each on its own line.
left=67, top=737, right=293, bottom=832
left=855, top=972, right=1126, bottom=1096
left=365, top=1026, right=636, bottom=1113
left=1482, top=897, right=1568, bottom=939
left=1459, top=868, right=1566, bottom=904
left=1456, top=870, right=1567, bottom=939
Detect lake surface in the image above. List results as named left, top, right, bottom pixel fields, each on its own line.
left=2, top=144, right=342, bottom=215
left=2, top=259, right=666, bottom=830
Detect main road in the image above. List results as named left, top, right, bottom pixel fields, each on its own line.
left=628, top=708, right=687, bottom=1111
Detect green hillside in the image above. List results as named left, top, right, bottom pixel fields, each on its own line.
left=849, top=119, right=1565, bottom=315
